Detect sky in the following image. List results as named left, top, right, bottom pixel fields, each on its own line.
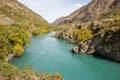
left=18, top=0, right=91, bottom=23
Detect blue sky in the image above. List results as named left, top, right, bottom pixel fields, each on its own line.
left=18, top=0, right=91, bottom=23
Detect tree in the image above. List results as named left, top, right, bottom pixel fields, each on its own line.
left=13, top=44, right=24, bottom=57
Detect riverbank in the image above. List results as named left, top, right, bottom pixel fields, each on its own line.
left=0, top=60, right=63, bottom=80
left=10, top=32, right=120, bottom=80
left=54, top=19, right=120, bottom=62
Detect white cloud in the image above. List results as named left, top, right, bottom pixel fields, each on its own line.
left=73, top=4, right=84, bottom=7
left=18, top=0, right=85, bottom=23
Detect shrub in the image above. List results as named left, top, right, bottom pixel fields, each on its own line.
left=13, top=44, right=24, bottom=56
left=71, top=28, right=92, bottom=43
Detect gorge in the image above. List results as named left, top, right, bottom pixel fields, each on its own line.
left=0, top=0, right=120, bottom=80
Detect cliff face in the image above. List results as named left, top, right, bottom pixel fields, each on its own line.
left=53, top=0, right=120, bottom=26
left=54, top=0, right=120, bottom=62
left=72, top=25, right=120, bottom=62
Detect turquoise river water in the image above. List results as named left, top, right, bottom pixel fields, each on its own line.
left=10, top=32, right=120, bottom=80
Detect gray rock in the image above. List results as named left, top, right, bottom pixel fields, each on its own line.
left=71, top=47, right=79, bottom=53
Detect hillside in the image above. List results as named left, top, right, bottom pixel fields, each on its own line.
left=53, top=0, right=120, bottom=26
left=0, top=0, right=63, bottom=80
left=54, top=0, right=120, bottom=62
left=0, top=0, right=52, bottom=34
left=0, top=0, right=53, bottom=61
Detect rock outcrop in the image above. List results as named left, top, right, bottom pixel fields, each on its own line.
left=72, top=27, right=120, bottom=62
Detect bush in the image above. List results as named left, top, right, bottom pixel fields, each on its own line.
left=71, top=28, right=92, bottom=43
left=13, top=44, right=24, bottom=56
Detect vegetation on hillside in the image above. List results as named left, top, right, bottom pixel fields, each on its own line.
left=71, top=28, right=92, bottom=43
left=55, top=23, right=92, bottom=44
left=0, top=24, right=27, bottom=60
left=0, top=0, right=53, bottom=61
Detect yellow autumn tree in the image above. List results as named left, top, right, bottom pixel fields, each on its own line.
left=13, top=44, right=24, bottom=57
left=71, top=28, right=92, bottom=43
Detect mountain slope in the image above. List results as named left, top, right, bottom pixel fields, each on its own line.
left=53, top=0, right=120, bottom=26
left=0, top=0, right=52, bottom=32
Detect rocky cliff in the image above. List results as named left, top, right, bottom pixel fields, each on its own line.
left=54, top=0, right=120, bottom=62
left=71, top=20, right=120, bottom=62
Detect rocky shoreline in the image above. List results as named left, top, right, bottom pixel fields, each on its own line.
left=55, top=19, right=120, bottom=62
left=72, top=27, right=120, bottom=62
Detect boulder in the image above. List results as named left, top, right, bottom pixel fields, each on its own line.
left=71, top=47, right=79, bottom=53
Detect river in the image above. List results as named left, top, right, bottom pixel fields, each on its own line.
left=10, top=32, right=120, bottom=80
